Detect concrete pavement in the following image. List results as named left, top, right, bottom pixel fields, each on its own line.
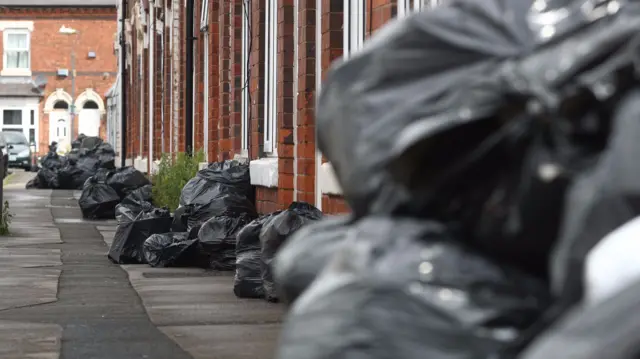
left=0, top=170, right=284, bottom=359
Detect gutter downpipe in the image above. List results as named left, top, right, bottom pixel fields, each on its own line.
left=185, top=0, right=194, bottom=155
left=120, top=0, right=128, bottom=167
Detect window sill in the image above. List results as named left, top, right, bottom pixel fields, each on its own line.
left=1, top=68, right=32, bottom=77
left=319, top=162, right=343, bottom=195
left=249, top=156, right=278, bottom=188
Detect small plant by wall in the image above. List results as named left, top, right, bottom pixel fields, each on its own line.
left=152, top=151, right=205, bottom=211
left=0, top=201, right=13, bottom=235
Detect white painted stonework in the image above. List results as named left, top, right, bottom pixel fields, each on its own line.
left=319, top=161, right=343, bottom=195
left=249, top=157, right=278, bottom=188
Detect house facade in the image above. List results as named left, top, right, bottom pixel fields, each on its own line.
left=115, top=0, right=441, bottom=215
left=0, top=0, right=118, bottom=155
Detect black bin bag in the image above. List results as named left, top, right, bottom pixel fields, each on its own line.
left=79, top=169, right=120, bottom=220
left=143, top=232, right=201, bottom=268
left=519, top=279, right=640, bottom=359
left=315, top=0, right=535, bottom=218
left=261, top=202, right=322, bottom=302
left=274, top=215, right=351, bottom=305
left=197, top=213, right=255, bottom=270
left=115, top=184, right=154, bottom=223
left=234, top=213, right=281, bottom=299
left=178, top=160, right=257, bottom=235
left=276, top=217, right=551, bottom=359
left=108, top=208, right=173, bottom=264
left=107, top=166, right=150, bottom=199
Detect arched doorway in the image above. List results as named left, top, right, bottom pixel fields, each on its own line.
left=44, top=89, right=73, bottom=153
left=75, top=89, right=105, bottom=138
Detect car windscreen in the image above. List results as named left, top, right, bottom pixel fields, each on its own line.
left=2, top=131, right=28, bottom=145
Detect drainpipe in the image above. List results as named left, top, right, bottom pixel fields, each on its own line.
left=120, top=0, right=128, bottom=167
left=148, top=3, right=154, bottom=173
left=185, top=0, right=194, bottom=155
left=314, top=0, right=322, bottom=211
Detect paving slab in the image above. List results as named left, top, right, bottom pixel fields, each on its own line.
left=0, top=268, right=61, bottom=311
left=122, top=265, right=284, bottom=358
left=0, top=320, right=62, bottom=359
left=161, top=324, right=282, bottom=359
left=0, top=248, right=61, bottom=268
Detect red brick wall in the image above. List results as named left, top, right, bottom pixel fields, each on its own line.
left=0, top=7, right=118, bottom=155
left=295, top=0, right=316, bottom=205
left=217, top=0, right=232, bottom=161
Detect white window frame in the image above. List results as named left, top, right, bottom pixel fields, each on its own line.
left=263, top=0, right=278, bottom=155
left=343, top=0, right=365, bottom=59
left=240, top=0, right=250, bottom=155
left=2, top=29, right=31, bottom=76
left=397, top=0, right=443, bottom=17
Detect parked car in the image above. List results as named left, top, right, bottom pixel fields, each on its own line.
left=0, top=131, right=34, bottom=171
left=0, top=134, right=9, bottom=177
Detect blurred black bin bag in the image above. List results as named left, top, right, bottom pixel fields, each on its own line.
left=234, top=213, right=280, bottom=299
left=79, top=169, right=120, bottom=220
left=177, top=160, right=257, bottom=235
left=108, top=208, right=173, bottom=264
left=315, top=0, right=535, bottom=218
left=107, top=166, right=150, bottom=199
left=274, top=215, right=351, bottom=305
left=143, top=232, right=201, bottom=268
left=518, top=279, right=640, bottom=359
left=197, top=213, right=255, bottom=270
left=261, top=202, right=322, bottom=302
left=276, top=217, right=551, bottom=359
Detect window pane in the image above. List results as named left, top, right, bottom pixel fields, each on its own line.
left=6, top=33, right=27, bottom=49
left=3, top=110, right=21, bottom=125
left=30, top=110, right=34, bottom=125
left=6, top=51, right=28, bottom=69
left=29, top=128, right=35, bottom=144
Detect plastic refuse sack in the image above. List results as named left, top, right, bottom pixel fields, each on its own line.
left=518, top=279, right=640, bottom=359
left=261, top=202, right=322, bottom=302
left=178, top=160, right=256, bottom=235
left=584, top=216, right=640, bottom=307
left=80, top=136, right=103, bottom=150
left=180, top=160, right=254, bottom=205
left=234, top=212, right=281, bottom=299
left=25, top=176, right=40, bottom=189
left=197, top=213, right=255, bottom=271
left=550, top=89, right=640, bottom=305
left=36, top=167, right=60, bottom=189
left=171, top=205, right=191, bottom=233
left=186, top=194, right=257, bottom=237
left=315, top=0, right=535, bottom=217
left=108, top=209, right=173, bottom=264
left=115, top=184, right=154, bottom=223
left=78, top=169, right=120, bottom=220
left=94, top=142, right=116, bottom=169
left=274, top=215, right=351, bottom=305
left=107, top=166, right=150, bottom=199
left=276, top=217, right=551, bottom=359
left=143, top=232, right=202, bottom=268
left=58, top=156, right=101, bottom=190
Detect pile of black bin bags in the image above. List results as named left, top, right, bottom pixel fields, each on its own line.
left=112, top=160, right=326, bottom=305
left=269, top=1, right=640, bottom=359
left=26, top=135, right=118, bottom=190
left=79, top=166, right=151, bottom=220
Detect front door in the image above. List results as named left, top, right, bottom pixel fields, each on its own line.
left=78, top=109, right=100, bottom=137
left=49, top=110, right=70, bottom=153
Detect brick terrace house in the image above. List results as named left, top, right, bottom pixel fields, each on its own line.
left=115, top=0, right=441, bottom=215
left=0, top=0, right=118, bottom=155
